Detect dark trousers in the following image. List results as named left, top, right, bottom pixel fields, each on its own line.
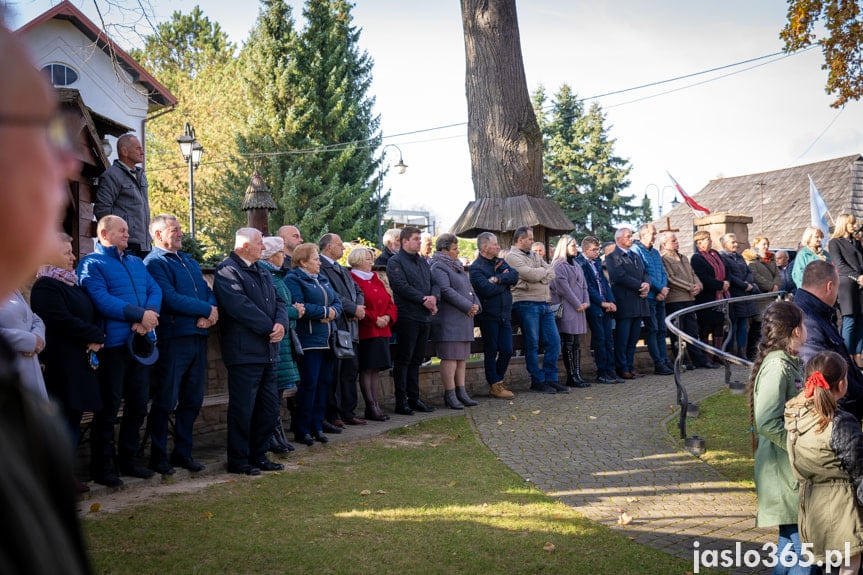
left=392, top=318, right=431, bottom=405
left=327, top=344, right=359, bottom=421
left=226, top=362, right=278, bottom=468
left=92, top=346, right=150, bottom=471
left=666, top=301, right=709, bottom=366
left=614, top=316, right=643, bottom=374
left=477, top=318, right=513, bottom=385
left=644, top=298, right=668, bottom=367
left=586, top=312, right=614, bottom=376
left=295, top=349, right=334, bottom=435
left=149, top=335, right=206, bottom=462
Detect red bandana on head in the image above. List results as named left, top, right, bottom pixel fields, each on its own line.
left=804, top=371, right=831, bottom=398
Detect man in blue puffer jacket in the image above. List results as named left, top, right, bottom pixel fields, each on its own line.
left=78, top=215, right=161, bottom=486
left=214, top=228, right=290, bottom=476
left=144, top=214, right=218, bottom=475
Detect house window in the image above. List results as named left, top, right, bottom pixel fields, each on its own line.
left=41, top=63, right=78, bottom=87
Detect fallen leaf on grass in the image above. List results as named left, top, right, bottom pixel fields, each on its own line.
left=543, top=542, right=555, bottom=552
left=360, top=490, right=371, bottom=496
left=376, top=490, right=387, bottom=494
left=225, top=478, right=236, bottom=484
left=510, top=414, right=518, bottom=420
left=446, top=481, right=456, bottom=487
left=89, top=503, right=100, bottom=513
left=428, top=443, right=439, bottom=448
left=531, top=410, right=541, bottom=415
left=203, top=512, right=213, bottom=519
left=496, top=418, right=503, bottom=426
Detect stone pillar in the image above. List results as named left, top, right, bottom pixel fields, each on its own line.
left=694, top=213, right=753, bottom=251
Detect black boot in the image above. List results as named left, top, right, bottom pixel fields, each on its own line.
left=269, top=417, right=294, bottom=453
left=573, top=346, right=590, bottom=388
left=561, top=335, right=576, bottom=387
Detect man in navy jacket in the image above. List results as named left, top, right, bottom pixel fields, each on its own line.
left=78, top=215, right=161, bottom=485
left=795, top=259, right=863, bottom=420
left=144, top=214, right=218, bottom=474
left=470, top=232, right=519, bottom=398
left=605, top=227, right=651, bottom=380
left=577, top=236, right=621, bottom=384
left=214, top=228, right=289, bottom=475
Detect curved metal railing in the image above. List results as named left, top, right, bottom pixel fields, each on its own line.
left=664, top=291, right=788, bottom=449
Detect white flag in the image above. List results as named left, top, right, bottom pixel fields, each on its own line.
left=809, top=174, right=829, bottom=248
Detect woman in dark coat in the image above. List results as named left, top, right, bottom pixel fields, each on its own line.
left=30, top=233, right=105, bottom=492
left=430, top=233, right=481, bottom=409
left=719, top=233, right=758, bottom=358
left=828, top=213, right=863, bottom=363
left=690, top=231, right=730, bottom=365
left=285, top=243, right=343, bottom=446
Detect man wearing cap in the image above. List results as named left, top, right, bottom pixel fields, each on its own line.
left=143, top=214, right=217, bottom=475
left=214, top=228, right=289, bottom=476
left=78, top=215, right=162, bottom=486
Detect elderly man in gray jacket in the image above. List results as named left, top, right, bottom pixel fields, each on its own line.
left=95, top=134, right=151, bottom=257
left=505, top=226, right=565, bottom=394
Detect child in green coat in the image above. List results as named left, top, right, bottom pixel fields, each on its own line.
left=749, top=300, right=815, bottom=573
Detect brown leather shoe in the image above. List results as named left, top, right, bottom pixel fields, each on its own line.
left=618, top=372, right=636, bottom=379
left=489, top=381, right=515, bottom=399
left=344, top=417, right=367, bottom=425
left=329, top=419, right=346, bottom=428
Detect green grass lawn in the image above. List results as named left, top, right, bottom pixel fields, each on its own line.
left=84, top=417, right=694, bottom=574
left=669, top=389, right=755, bottom=488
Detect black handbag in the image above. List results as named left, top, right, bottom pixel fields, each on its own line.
left=330, top=329, right=355, bottom=359
left=549, top=302, right=564, bottom=320
left=289, top=327, right=304, bottom=357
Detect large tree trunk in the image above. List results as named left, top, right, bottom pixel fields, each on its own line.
left=460, top=0, right=543, bottom=201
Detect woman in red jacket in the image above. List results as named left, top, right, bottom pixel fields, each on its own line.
left=349, top=247, right=397, bottom=421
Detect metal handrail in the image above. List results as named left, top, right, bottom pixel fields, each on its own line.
left=664, top=290, right=788, bottom=442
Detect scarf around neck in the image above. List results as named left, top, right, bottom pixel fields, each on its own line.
left=351, top=269, right=375, bottom=281
left=37, top=264, right=77, bottom=286
left=431, top=250, right=463, bottom=273
left=699, top=248, right=729, bottom=301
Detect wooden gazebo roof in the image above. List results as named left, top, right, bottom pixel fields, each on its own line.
left=450, top=196, right=575, bottom=238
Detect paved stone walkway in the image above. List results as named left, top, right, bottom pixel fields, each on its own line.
left=467, top=365, right=775, bottom=575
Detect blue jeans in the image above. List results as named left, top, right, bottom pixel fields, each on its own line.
left=586, top=312, right=614, bottom=376
left=644, top=298, right=669, bottom=367
left=513, top=301, right=561, bottom=384
left=730, top=316, right=748, bottom=350
left=842, top=314, right=863, bottom=356
left=614, top=317, right=643, bottom=374
left=149, top=335, right=206, bottom=461
left=477, top=318, right=513, bottom=385
left=775, top=524, right=817, bottom=575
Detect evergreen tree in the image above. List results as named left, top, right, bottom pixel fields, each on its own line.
left=238, top=0, right=381, bottom=243
left=534, top=85, right=641, bottom=242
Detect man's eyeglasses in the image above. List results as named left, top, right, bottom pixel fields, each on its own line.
left=0, top=113, right=74, bottom=153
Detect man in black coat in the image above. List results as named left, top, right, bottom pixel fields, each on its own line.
left=374, top=228, right=400, bottom=267
left=214, top=228, right=290, bottom=475
left=386, top=226, right=440, bottom=414
left=795, top=259, right=863, bottom=421
left=470, top=231, right=519, bottom=398
left=319, top=233, right=366, bottom=427
left=278, top=224, right=303, bottom=271
left=605, top=227, right=651, bottom=380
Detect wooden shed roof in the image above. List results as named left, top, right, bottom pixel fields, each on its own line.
left=449, top=196, right=575, bottom=237
left=654, top=154, right=863, bottom=255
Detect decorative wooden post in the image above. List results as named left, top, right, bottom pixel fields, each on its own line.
left=242, top=169, right=277, bottom=236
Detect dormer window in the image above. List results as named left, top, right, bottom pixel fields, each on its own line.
left=42, top=63, right=78, bottom=87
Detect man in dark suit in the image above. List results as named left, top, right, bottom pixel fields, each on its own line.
left=796, top=259, right=863, bottom=420
left=318, top=233, right=366, bottom=427
left=374, top=228, right=400, bottom=267
left=605, top=227, right=651, bottom=380
left=214, top=228, right=289, bottom=475
left=577, top=236, right=621, bottom=384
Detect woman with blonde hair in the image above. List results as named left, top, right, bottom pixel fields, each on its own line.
left=792, top=226, right=831, bottom=287
left=828, top=214, right=863, bottom=364
left=550, top=236, right=590, bottom=387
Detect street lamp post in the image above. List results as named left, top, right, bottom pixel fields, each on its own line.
left=176, top=122, right=204, bottom=239
left=644, top=183, right=680, bottom=219
left=377, top=144, right=407, bottom=249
